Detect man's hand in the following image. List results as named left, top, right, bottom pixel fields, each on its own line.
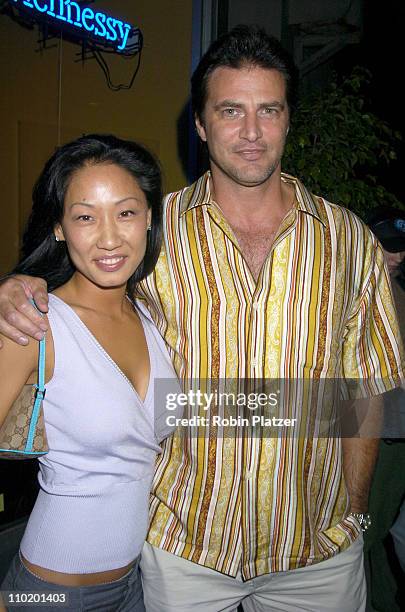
left=0, top=275, right=49, bottom=347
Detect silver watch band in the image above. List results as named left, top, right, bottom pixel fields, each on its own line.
left=350, top=512, right=372, bottom=532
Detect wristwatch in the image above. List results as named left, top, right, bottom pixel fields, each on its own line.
left=350, top=512, right=372, bottom=532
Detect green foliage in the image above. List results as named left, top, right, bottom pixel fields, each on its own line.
left=283, top=67, right=404, bottom=219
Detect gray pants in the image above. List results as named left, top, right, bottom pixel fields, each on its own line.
left=141, top=536, right=366, bottom=612
left=1, top=553, right=145, bottom=612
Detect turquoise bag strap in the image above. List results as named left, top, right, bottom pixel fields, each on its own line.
left=25, top=299, right=46, bottom=452
left=35, top=333, right=46, bottom=397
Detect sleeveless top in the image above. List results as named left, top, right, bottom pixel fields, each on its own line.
left=20, top=293, right=181, bottom=573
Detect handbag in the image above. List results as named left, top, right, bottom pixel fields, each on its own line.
left=0, top=305, right=48, bottom=459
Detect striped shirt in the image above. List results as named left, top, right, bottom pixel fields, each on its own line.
left=137, top=171, right=404, bottom=578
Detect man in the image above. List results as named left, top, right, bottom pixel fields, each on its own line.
left=368, top=208, right=405, bottom=440
left=0, top=25, right=404, bottom=611
left=364, top=208, right=405, bottom=611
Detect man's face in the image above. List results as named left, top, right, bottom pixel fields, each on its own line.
left=195, top=65, right=290, bottom=188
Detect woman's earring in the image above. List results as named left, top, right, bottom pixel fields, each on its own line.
left=55, top=235, right=60, bottom=242
left=147, top=226, right=152, bottom=231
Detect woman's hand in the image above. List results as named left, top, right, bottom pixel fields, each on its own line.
left=0, top=275, right=48, bottom=347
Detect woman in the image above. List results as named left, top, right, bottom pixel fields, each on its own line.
left=0, top=134, right=180, bottom=611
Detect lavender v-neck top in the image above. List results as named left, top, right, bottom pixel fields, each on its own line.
left=20, top=294, right=181, bottom=573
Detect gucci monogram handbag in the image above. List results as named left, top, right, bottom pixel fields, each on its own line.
left=0, top=325, right=48, bottom=459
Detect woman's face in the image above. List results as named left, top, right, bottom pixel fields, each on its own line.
left=54, top=162, right=151, bottom=290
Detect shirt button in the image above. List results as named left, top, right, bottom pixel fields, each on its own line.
left=252, top=302, right=258, bottom=310
left=251, top=358, right=258, bottom=367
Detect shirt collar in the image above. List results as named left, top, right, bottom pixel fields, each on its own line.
left=180, top=171, right=327, bottom=227
left=281, top=173, right=328, bottom=227
left=179, top=172, right=212, bottom=216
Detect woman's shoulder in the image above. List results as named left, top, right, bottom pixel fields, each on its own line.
left=0, top=328, right=43, bottom=421
left=48, top=292, right=66, bottom=309
left=0, top=329, right=39, bottom=361
left=0, top=297, right=47, bottom=362
left=46, top=293, right=78, bottom=325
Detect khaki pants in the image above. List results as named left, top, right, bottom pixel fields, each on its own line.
left=141, top=536, right=366, bottom=612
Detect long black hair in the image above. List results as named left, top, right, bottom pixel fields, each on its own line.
left=13, top=134, right=162, bottom=294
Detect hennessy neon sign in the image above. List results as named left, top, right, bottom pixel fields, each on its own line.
left=12, top=0, right=133, bottom=52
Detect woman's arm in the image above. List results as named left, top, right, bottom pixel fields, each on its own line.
left=0, top=275, right=48, bottom=347
left=0, top=332, right=38, bottom=427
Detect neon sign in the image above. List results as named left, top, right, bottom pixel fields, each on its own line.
left=11, top=0, right=134, bottom=52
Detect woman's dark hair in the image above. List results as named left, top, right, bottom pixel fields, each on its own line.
left=191, top=24, right=298, bottom=123
left=14, top=134, right=162, bottom=294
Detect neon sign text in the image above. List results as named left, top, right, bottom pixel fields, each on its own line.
left=12, top=0, right=133, bottom=51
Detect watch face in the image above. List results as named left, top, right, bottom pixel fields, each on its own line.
left=351, top=512, right=371, bottom=531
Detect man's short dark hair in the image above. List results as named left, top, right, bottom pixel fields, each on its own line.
left=191, top=24, right=298, bottom=123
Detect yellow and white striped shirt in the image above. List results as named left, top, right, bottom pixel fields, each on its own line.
left=138, top=172, right=404, bottom=578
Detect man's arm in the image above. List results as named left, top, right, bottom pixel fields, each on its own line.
left=341, top=236, right=404, bottom=513
left=342, top=395, right=382, bottom=513
left=0, top=275, right=48, bottom=347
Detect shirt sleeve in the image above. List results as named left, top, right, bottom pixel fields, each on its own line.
left=341, top=237, right=405, bottom=397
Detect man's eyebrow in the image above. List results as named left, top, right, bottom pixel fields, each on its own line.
left=258, top=101, right=285, bottom=110
left=214, top=100, right=244, bottom=110
left=214, top=100, right=286, bottom=110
